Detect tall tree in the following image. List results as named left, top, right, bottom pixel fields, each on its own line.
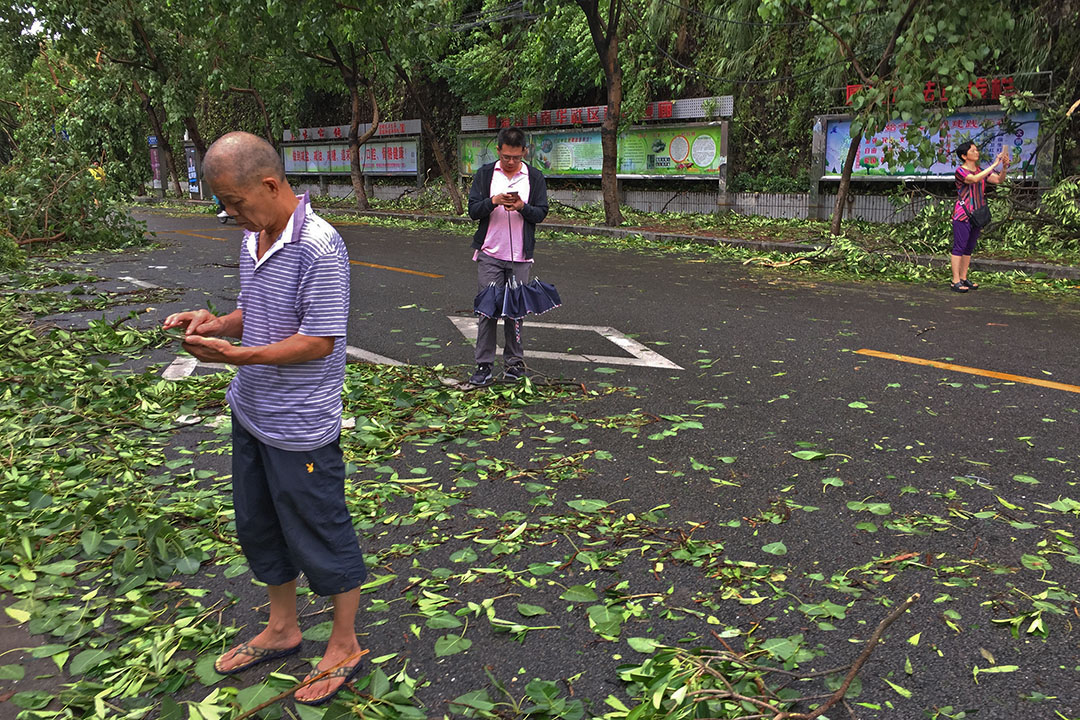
left=29, top=0, right=215, bottom=197
left=376, top=0, right=470, bottom=214
left=760, top=0, right=1018, bottom=235
left=574, top=0, right=627, bottom=225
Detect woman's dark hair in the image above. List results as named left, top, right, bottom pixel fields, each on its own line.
left=497, top=126, right=526, bottom=149
left=955, top=141, right=975, bottom=161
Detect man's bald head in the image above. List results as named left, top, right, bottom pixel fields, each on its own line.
left=204, top=131, right=285, bottom=188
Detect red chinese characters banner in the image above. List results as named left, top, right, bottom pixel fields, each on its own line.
left=282, top=140, right=419, bottom=175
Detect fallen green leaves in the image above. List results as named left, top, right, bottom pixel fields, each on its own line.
left=4, top=261, right=1080, bottom=719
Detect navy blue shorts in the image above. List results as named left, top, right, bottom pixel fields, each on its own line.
left=231, top=420, right=367, bottom=596
left=951, top=219, right=981, bottom=256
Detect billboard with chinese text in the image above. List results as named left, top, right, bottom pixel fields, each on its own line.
left=823, top=111, right=1039, bottom=179
left=282, top=139, right=419, bottom=175
left=459, top=124, right=726, bottom=179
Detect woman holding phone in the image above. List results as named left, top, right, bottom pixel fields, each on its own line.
left=951, top=141, right=1009, bottom=292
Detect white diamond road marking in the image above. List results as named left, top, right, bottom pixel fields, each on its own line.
left=345, top=346, right=405, bottom=366
left=162, top=345, right=403, bottom=380
left=119, top=276, right=161, bottom=289
left=447, top=316, right=682, bottom=369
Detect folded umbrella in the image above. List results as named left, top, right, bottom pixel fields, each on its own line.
left=473, top=282, right=504, bottom=319
left=521, top=278, right=561, bottom=315
left=500, top=276, right=528, bottom=320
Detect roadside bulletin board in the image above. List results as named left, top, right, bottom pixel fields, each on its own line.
left=281, top=120, right=421, bottom=178
left=459, top=124, right=727, bottom=179
left=822, top=110, right=1040, bottom=180
left=458, top=97, right=732, bottom=180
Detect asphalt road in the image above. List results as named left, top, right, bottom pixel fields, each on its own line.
left=7, top=207, right=1079, bottom=719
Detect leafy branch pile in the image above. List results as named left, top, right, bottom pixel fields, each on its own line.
left=3, top=262, right=1080, bottom=719
left=0, top=46, right=148, bottom=268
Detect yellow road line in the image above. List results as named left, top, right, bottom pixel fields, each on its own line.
left=349, top=260, right=443, bottom=278
left=854, top=349, right=1080, bottom=394
left=172, top=229, right=229, bottom=242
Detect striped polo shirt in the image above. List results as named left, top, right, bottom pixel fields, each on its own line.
left=226, top=193, right=350, bottom=452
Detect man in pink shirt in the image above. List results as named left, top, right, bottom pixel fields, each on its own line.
left=466, top=127, right=549, bottom=385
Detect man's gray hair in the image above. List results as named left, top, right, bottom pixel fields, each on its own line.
left=204, top=131, right=285, bottom=186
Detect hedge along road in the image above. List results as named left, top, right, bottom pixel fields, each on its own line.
left=6, top=206, right=1080, bottom=719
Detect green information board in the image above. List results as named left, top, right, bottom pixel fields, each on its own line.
left=459, top=125, right=725, bottom=178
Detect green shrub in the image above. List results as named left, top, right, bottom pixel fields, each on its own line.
left=0, top=151, right=147, bottom=266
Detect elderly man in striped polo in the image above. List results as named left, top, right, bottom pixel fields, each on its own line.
left=163, top=132, right=366, bottom=707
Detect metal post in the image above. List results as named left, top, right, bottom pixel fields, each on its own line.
left=716, top=120, right=731, bottom=215
left=809, top=116, right=827, bottom=220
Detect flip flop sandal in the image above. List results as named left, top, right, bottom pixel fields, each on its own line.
left=294, top=659, right=366, bottom=707
left=213, top=641, right=302, bottom=675
left=950, top=282, right=969, bottom=293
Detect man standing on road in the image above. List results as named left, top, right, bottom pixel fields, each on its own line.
left=162, top=132, right=367, bottom=707
left=467, top=126, right=549, bottom=385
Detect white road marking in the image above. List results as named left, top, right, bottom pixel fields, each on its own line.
left=161, top=356, right=228, bottom=380
left=446, top=316, right=683, bottom=369
left=163, top=344, right=402, bottom=381
left=119, top=276, right=161, bottom=289
left=346, top=345, right=405, bottom=366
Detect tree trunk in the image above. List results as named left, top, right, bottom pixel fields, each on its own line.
left=576, top=0, right=624, bottom=226
left=600, top=60, right=624, bottom=226
left=346, top=77, right=380, bottom=211
left=420, top=120, right=463, bottom=214
left=830, top=128, right=864, bottom=236
left=252, top=88, right=275, bottom=149
left=134, top=79, right=182, bottom=197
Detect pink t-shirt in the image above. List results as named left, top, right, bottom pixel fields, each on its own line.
left=953, top=166, right=986, bottom=221
left=475, top=165, right=533, bottom=263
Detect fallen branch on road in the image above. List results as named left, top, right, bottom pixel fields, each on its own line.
left=621, top=593, right=920, bottom=720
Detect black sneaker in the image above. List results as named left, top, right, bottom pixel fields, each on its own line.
left=469, top=363, right=493, bottom=386
left=503, top=364, right=529, bottom=382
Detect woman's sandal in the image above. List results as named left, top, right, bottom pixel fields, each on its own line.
left=950, top=282, right=969, bottom=293
left=961, top=279, right=979, bottom=289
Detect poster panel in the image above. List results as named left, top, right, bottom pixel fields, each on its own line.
left=823, top=111, right=1039, bottom=178
left=459, top=125, right=726, bottom=177
left=282, top=139, right=419, bottom=175
left=459, top=136, right=499, bottom=175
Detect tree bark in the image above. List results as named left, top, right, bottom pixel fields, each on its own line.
left=830, top=128, right=863, bottom=236
left=600, top=57, right=624, bottom=226
left=577, top=0, right=624, bottom=226
left=346, top=78, right=380, bottom=211
left=134, top=79, right=182, bottom=198
left=328, top=42, right=381, bottom=211
left=182, top=116, right=206, bottom=160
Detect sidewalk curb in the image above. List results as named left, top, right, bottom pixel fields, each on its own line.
left=134, top=200, right=1080, bottom=281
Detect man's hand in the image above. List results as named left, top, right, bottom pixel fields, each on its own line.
left=507, top=197, right=525, bottom=211
left=164, top=309, right=219, bottom=337
left=181, top=335, right=250, bottom=365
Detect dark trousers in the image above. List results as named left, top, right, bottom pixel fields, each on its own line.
left=232, top=421, right=367, bottom=596
left=475, top=253, right=530, bottom=366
